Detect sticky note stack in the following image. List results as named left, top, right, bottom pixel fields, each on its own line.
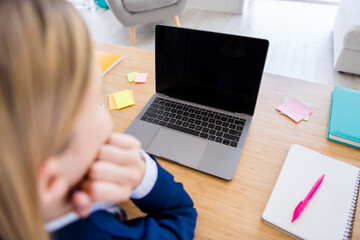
left=134, top=73, right=148, bottom=83
left=280, top=97, right=312, bottom=121
left=109, top=89, right=134, bottom=110
left=126, top=72, right=148, bottom=83
left=276, top=97, right=313, bottom=123
left=126, top=71, right=137, bottom=83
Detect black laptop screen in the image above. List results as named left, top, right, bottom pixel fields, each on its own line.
left=155, top=26, right=269, bottom=115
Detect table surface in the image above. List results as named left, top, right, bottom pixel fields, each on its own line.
left=95, top=42, right=360, bottom=240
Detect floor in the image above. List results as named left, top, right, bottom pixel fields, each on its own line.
left=77, top=0, right=360, bottom=90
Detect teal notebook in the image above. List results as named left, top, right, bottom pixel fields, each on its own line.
left=327, top=86, right=360, bottom=149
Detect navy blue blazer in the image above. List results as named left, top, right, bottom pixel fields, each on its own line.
left=51, top=159, right=197, bottom=240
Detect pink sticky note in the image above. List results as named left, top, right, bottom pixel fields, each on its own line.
left=134, top=73, right=147, bottom=83
left=276, top=97, right=313, bottom=123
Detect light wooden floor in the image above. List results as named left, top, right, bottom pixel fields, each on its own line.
left=78, top=0, right=360, bottom=90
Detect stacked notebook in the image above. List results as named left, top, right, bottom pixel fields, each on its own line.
left=262, top=145, right=360, bottom=239
left=328, top=86, right=360, bottom=149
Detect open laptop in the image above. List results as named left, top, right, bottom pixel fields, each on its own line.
left=125, top=25, right=269, bottom=180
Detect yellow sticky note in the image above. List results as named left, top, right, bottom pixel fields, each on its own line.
left=108, top=94, right=117, bottom=110
left=112, top=89, right=135, bottom=110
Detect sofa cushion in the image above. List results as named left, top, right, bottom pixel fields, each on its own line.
left=343, top=26, right=360, bottom=51
left=122, top=0, right=178, bottom=13
left=335, top=0, right=360, bottom=51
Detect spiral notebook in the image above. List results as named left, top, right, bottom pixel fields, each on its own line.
left=262, top=144, right=360, bottom=240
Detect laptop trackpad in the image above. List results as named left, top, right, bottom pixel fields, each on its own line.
left=147, top=128, right=207, bottom=168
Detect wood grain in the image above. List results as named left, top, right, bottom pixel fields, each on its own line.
left=95, top=42, right=360, bottom=239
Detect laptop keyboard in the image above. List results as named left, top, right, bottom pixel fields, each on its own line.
left=139, top=98, right=246, bottom=148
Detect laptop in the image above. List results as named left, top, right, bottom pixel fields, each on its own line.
left=125, top=25, right=269, bottom=180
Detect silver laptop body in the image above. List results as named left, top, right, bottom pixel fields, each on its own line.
left=125, top=26, right=269, bottom=180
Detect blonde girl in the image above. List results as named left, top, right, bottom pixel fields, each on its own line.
left=0, top=0, right=197, bottom=239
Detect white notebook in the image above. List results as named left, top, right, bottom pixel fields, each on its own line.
left=262, top=144, right=360, bottom=240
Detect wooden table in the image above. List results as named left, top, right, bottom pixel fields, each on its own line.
left=95, top=42, right=360, bottom=239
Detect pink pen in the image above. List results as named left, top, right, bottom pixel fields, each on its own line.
left=292, top=174, right=325, bottom=222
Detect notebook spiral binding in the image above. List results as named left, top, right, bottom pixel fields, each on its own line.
left=343, top=170, right=360, bottom=240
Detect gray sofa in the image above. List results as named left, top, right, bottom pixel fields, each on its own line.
left=107, top=0, right=189, bottom=45
left=333, top=0, right=360, bottom=75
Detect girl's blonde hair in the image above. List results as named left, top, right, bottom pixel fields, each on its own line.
left=0, top=0, right=92, bottom=239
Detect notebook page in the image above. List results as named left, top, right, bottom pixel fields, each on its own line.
left=262, top=144, right=359, bottom=240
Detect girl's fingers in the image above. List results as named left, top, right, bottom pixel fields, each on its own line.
left=88, top=160, right=141, bottom=186
left=107, top=133, right=141, bottom=150
left=97, top=144, right=140, bottom=165
left=81, top=179, right=132, bottom=203
left=71, top=190, right=94, bottom=218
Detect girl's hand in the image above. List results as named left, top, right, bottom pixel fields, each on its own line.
left=72, top=133, right=145, bottom=217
